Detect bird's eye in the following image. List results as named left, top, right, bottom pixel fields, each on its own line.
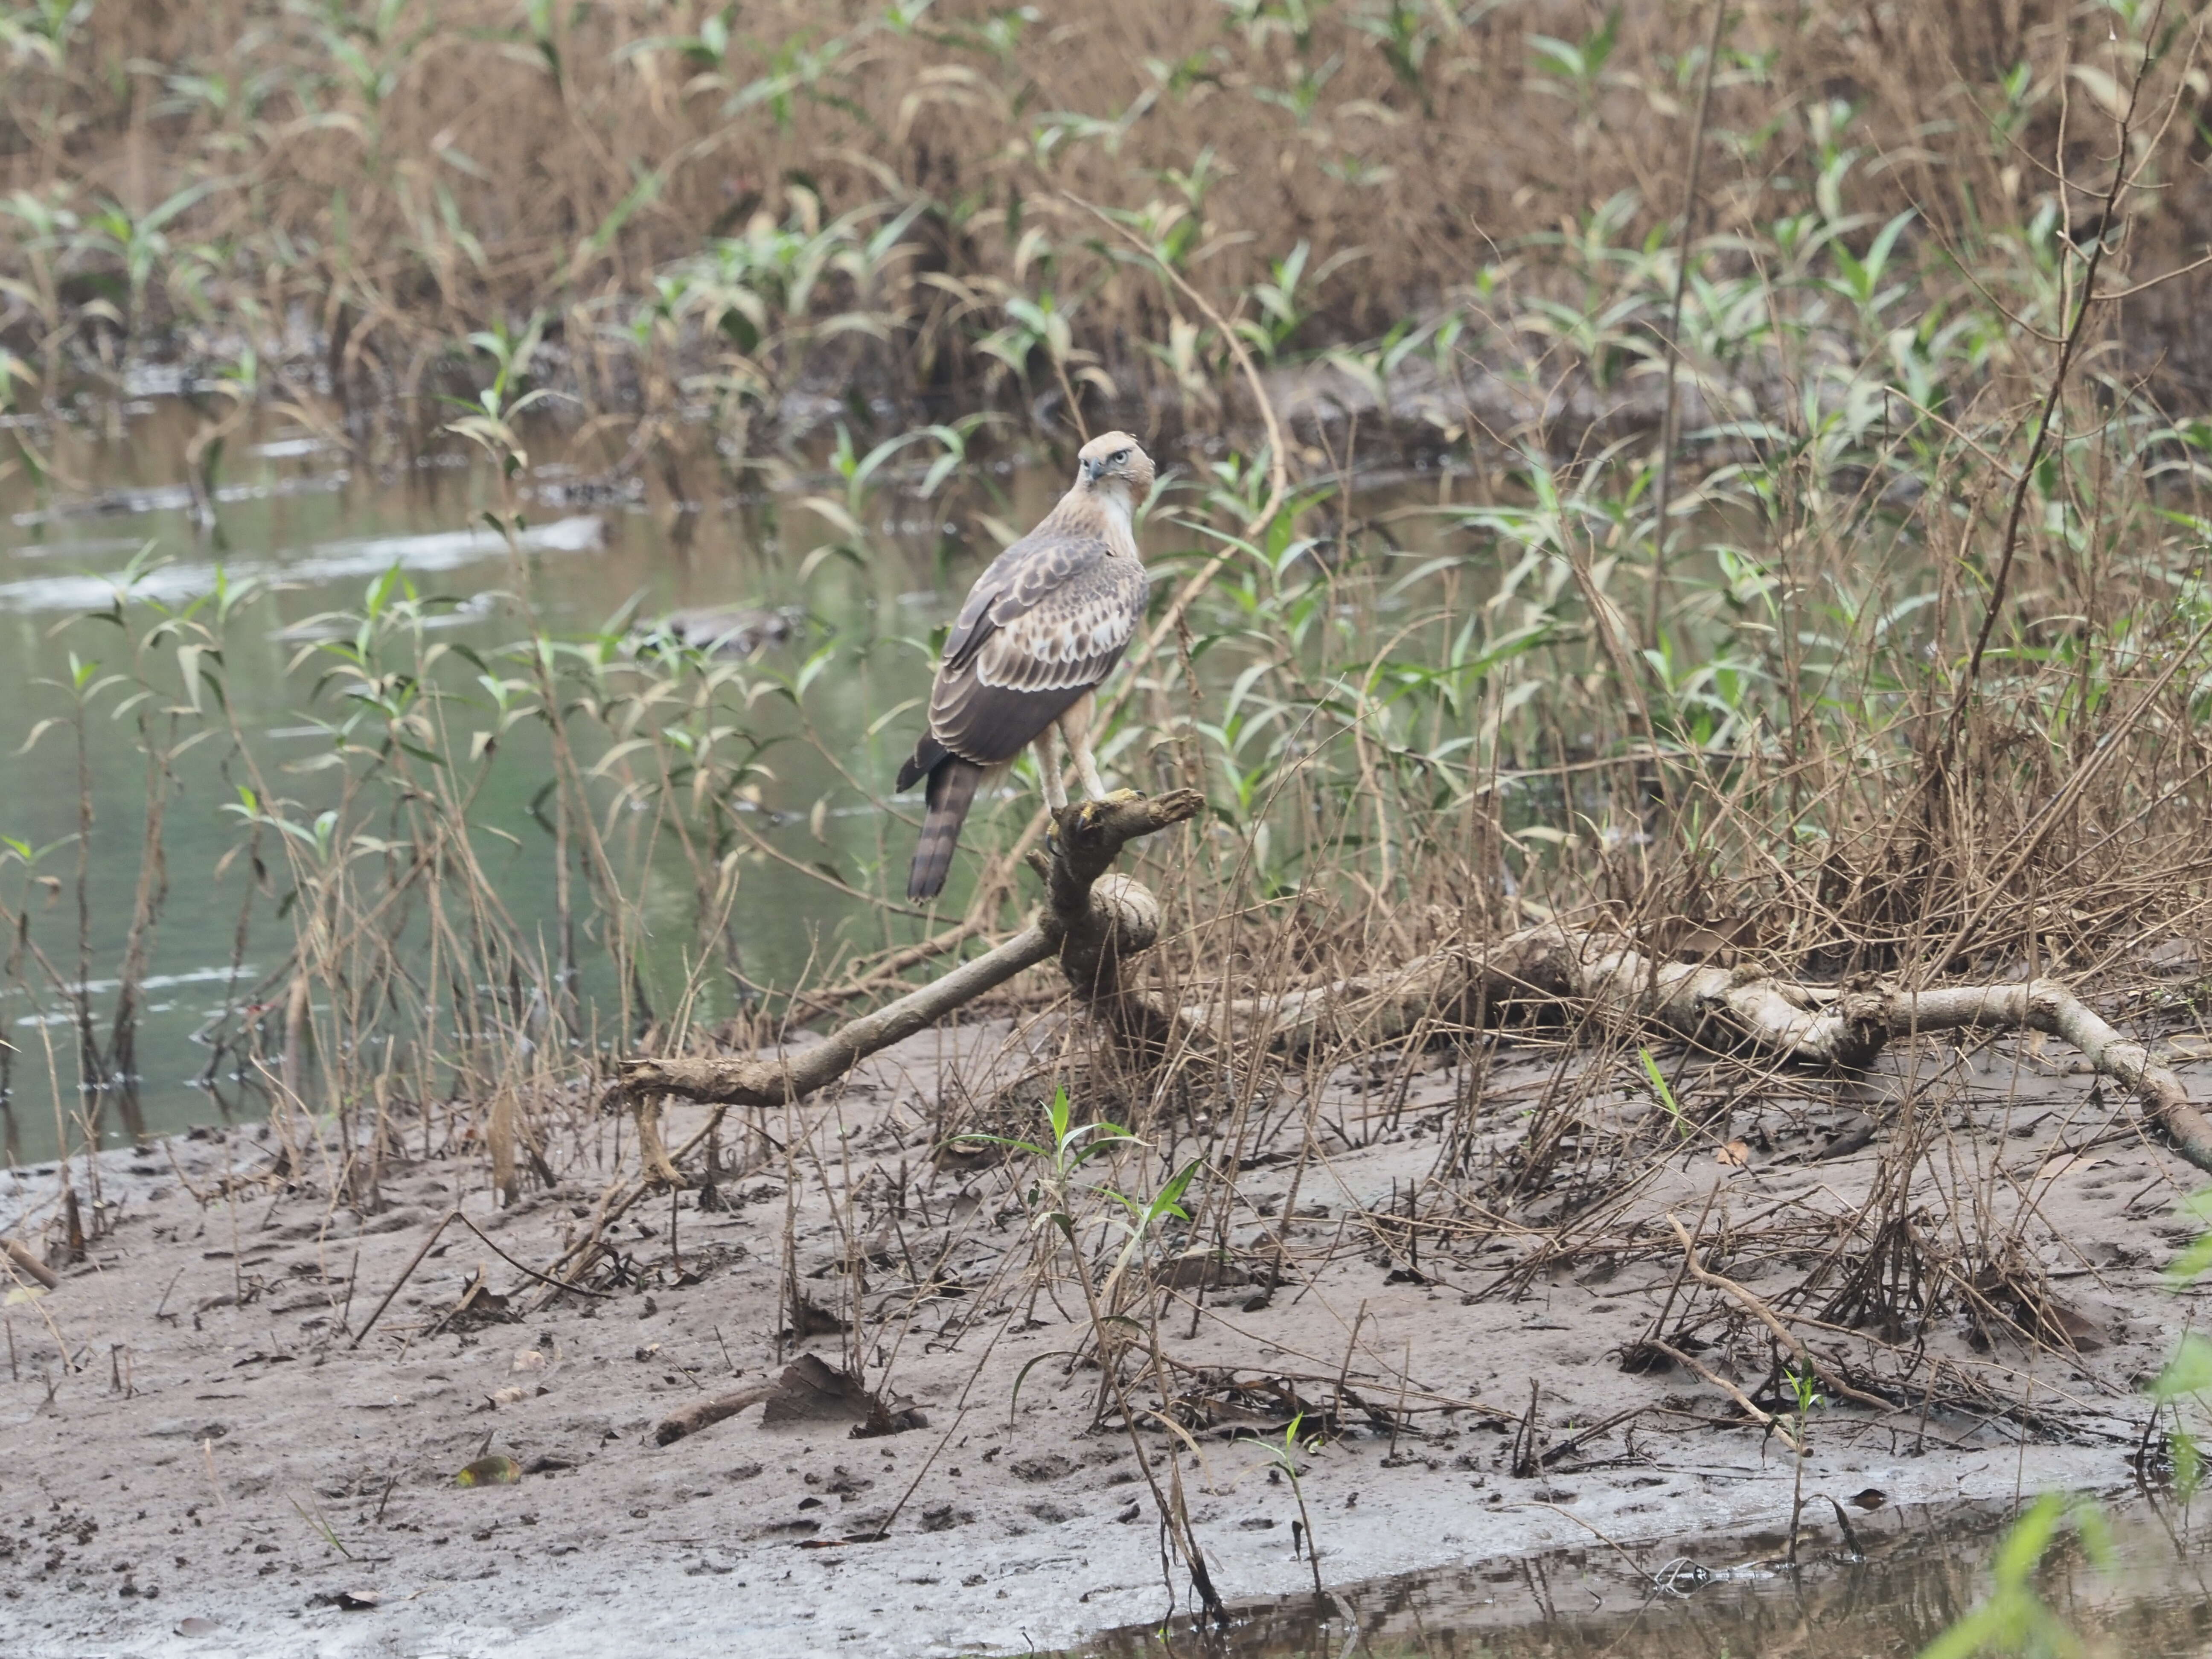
left=1112, top=449, right=1130, bottom=465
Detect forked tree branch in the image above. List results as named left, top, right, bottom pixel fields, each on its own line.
left=611, top=790, right=1205, bottom=1110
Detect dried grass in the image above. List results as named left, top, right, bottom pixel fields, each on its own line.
left=8, top=3, right=2212, bottom=428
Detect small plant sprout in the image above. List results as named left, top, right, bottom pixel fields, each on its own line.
left=957, top=1085, right=1138, bottom=1231
left=1096, top=1157, right=1200, bottom=1303
left=1640, top=1048, right=1688, bottom=1139
left=1246, top=1411, right=1327, bottom=1602
left=1785, top=1362, right=1819, bottom=1564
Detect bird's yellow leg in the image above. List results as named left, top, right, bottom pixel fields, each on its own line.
left=1057, top=692, right=1143, bottom=830
left=1059, top=694, right=1109, bottom=800
left=1034, top=728, right=1069, bottom=812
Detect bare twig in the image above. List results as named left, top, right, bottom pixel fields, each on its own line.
left=348, top=1208, right=458, bottom=1349
left=1648, top=1339, right=1801, bottom=1452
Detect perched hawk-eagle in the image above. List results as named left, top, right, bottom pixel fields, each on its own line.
left=897, top=432, right=1155, bottom=900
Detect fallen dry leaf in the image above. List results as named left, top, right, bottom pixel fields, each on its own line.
left=1717, top=1140, right=1750, bottom=1168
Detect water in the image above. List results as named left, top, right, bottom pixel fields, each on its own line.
left=0, top=400, right=1102, bottom=1163
left=1076, top=1498, right=2212, bottom=1657
left=0, top=399, right=1736, bottom=1170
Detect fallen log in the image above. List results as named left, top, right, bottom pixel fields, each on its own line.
left=1180, top=920, right=2212, bottom=1173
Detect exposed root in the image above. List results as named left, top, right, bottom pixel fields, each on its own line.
left=1184, top=920, right=2212, bottom=1172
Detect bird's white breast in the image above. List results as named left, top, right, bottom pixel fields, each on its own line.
left=1098, top=493, right=1138, bottom=560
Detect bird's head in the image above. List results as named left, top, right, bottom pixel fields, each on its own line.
left=1076, top=432, right=1155, bottom=506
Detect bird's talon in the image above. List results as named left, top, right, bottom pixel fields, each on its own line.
left=1070, top=788, right=1144, bottom=832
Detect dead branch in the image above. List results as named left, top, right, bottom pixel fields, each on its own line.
left=1647, top=1339, right=1802, bottom=1452
left=611, top=790, right=1202, bottom=1110
left=1667, top=1214, right=1813, bottom=1370
left=1663, top=1214, right=1893, bottom=1412
left=1187, top=920, right=2212, bottom=1172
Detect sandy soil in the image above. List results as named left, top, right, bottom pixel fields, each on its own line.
left=3, top=1013, right=2206, bottom=1656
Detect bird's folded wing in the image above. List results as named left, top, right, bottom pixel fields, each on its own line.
left=943, top=528, right=1104, bottom=667
left=929, top=540, right=1146, bottom=765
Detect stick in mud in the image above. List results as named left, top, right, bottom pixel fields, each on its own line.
left=3, top=1235, right=58, bottom=1290
left=348, top=1207, right=458, bottom=1348
left=653, top=1381, right=778, bottom=1447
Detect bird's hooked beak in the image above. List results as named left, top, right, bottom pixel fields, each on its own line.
left=1081, top=456, right=1106, bottom=483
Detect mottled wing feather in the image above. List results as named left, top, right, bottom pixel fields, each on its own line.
left=927, top=528, right=1145, bottom=765
left=941, top=527, right=1101, bottom=670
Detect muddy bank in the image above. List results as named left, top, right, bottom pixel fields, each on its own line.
left=3, top=1010, right=2206, bottom=1656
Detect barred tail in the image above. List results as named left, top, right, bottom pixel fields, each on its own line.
left=908, top=757, right=983, bottom=901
